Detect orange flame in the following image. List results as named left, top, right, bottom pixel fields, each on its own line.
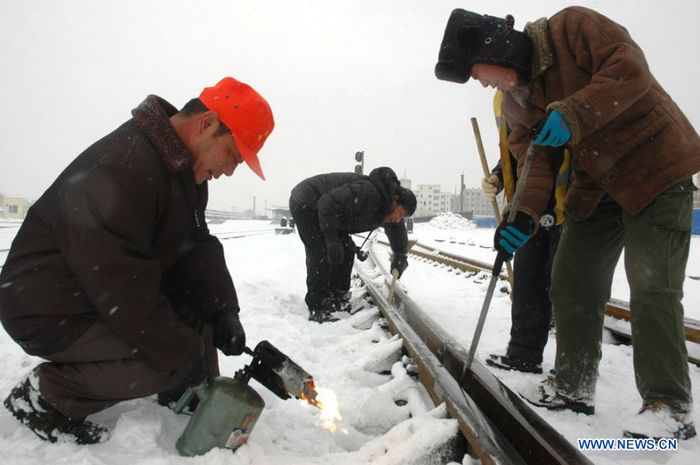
left=300, top=387, right=342, bottom=434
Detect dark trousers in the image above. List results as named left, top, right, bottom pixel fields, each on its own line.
left=506, top=225, right=560, bottom=364
left=289, top=199, right=354, bottom=311
left=37, top=301, right=219, bottom=419
left=550, top=180, right=693, bottom=409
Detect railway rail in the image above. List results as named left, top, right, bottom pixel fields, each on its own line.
left=214, top=228, right=276, bottom=240
left=374, top=238, right=700, bottom=365
left=355, top=244, right=593, bottom=465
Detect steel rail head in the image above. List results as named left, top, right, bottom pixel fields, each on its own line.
left=358, top=249, right=525, bottom=465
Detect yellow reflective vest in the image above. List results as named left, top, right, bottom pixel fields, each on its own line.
left=493, top=90, right=569, bottom=226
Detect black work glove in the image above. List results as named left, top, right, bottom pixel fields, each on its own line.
left=494, top=211, right=535, bottom=263
left=325, top=237, right=345, bottom=265
left=213, top=312, right=246, bottom=356
left=391, top=253, right=409, bottom=279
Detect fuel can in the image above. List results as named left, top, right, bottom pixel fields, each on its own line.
left=174, top=376, right=265, bottom=456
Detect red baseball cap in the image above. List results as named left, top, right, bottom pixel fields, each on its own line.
left=199, top=77, right=274, bottom=180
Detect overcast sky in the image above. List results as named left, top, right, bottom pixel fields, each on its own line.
left=1, top=0, right=698, bottom=213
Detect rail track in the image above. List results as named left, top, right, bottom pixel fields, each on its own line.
left=375, top=238, right=700, bottom=365
left=355, top=244, right=593, bottom=465
left=214, top=228, right=276, bottom=241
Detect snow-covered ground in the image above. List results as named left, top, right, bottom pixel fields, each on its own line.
left=0, top=216, right=699, bottom=464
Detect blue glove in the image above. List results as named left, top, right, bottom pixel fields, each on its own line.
left=533, top=110, right=571, bottom=147
left=494, top=212, right=534, bottom=262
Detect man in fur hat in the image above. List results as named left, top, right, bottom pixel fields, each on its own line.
left=436, top=6, right=700, bottom=439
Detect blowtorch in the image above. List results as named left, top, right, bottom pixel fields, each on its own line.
left=174, top=340, right=319, bottom=456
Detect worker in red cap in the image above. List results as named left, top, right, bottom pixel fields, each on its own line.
left=0, top=76, right=274, bottom=444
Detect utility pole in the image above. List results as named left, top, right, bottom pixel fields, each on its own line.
left=459, top=174, right=465, bottom=215
left=253, top=196, right=256, bottom=218
left=355, top=151, right=365, bottom=175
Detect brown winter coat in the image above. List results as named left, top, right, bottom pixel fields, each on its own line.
left=502, top=6, right=700, bottom=221
left=0, top=96, right=239, bottom=381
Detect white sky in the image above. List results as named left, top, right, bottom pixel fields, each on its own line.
left=1, top=0, right=698, bottom=213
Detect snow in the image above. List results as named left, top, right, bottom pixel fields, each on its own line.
left=1, top=216, right=699, bottom=464
left=427, top=212, right=477, bottom=231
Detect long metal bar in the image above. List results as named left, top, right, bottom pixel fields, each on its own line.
left=465, top=141, right=536, bottom=369
left=465, top=276, right=500, bottom=369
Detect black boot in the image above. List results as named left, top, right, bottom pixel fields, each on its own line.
left=331, top=289, right=352, bottom=312
left=485, top=354, right=543, bottom=374
left=308, top=297, right=341, bottom=323
left=4, top=373, right=110, bottom=445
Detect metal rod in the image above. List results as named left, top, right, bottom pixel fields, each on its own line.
left=464, top=141, right=536, bottom=370
left=388, top=269, right=400, bottom=305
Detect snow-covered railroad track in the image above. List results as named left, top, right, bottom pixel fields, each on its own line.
left=355, top=245, right=593, bottom=465
left=376, top=238, right=700, bottom=365
left=214, top=229, right=276, bottom=240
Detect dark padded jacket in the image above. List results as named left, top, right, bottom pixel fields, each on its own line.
left=0, top=96, right=239, bottom=380
left=289, top=167, right=408, bottom=254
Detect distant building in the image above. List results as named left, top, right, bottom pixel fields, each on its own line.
left=2, top=197, right=30, bottom=219
left=204, top=209, right=246, bottom=223
left=694, top=173, right=700, bottom=209
left=414, top=184, right=452, bottom=217
left=452, top=187, right=494, bottom=217
left=268, top=207, right=291, bottom=221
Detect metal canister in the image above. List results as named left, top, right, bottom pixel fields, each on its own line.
left=174, top=376, right=265, bottom=457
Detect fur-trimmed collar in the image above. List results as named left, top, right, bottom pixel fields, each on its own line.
left=131, top=95, right=193, bottom=172
left=524, top=17, right=554, bottom=80
left=508, top=17, right=553, bottom=108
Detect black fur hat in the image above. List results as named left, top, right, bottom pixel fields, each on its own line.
left=435, top=9, right=532, bottom=84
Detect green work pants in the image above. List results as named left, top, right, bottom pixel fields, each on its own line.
left=550, top=179, right=694, bottom=411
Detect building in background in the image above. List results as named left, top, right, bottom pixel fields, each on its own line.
left=414, top=184, right=452, bottom=217
left=204, top=209, right=247, bottom=224
left=268, top=207, right=291, bottom=222
left=399, top=176, right=495, bottom=221
left=2, top=197, right=30, bottom=219
left=451, top=187, right=493, bottom=218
